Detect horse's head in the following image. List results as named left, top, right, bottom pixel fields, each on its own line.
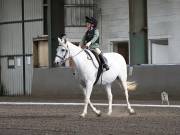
left=54, top=35, right=69, bottom=66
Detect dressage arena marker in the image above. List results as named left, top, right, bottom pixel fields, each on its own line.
left=0, top=102, right=180, bottom=108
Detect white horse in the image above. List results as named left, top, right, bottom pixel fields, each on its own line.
left=55, top=37, right=135, bottom=117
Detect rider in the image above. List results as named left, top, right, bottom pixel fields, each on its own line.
left=79, top=16, right=109, bottom=71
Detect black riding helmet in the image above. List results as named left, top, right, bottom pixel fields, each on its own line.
left=85, top=16, right=97, bottom=27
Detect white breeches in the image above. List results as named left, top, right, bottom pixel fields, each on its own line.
left=93, top=48, right=101, bottom=55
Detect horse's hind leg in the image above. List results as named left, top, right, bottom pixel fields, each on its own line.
left=119, top=79, right=135, bottom=114
left=105, top=84, right=113, bottom=115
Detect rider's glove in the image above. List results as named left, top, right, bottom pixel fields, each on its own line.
left=86, top=42, right=91, bottom=47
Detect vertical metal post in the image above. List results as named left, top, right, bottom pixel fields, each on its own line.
left=129, top=0, right=148, bottom=65
left=47, top=0, right=52, bottom=67
left=47, top=0, right=65, bottom=67
left=22, top=0, right=26, bottom=95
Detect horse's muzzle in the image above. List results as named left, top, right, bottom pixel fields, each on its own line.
left=54, top=60, right=65, bottom=66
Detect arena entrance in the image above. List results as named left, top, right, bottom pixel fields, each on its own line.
left=113, top=41, right=129, bottom=64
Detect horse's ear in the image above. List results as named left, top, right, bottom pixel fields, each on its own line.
left=58, top=37, right=63, bottom=45
left=58, top=37, right=61, bottom=42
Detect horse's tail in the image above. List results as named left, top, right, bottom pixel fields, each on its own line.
left=127, top=81, right=137, bottom=91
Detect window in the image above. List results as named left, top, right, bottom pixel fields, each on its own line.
left=8, top=57, right=15, bottom=69
left=65, top=0, right=96, bottom=27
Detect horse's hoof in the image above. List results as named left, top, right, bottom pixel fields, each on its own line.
left=80, top=113, right=86, bottom=118
left=107, top=112, right=112, bottom=116
left=96, top=110, right=101, bottom=117
left=129, top=111, right=136, bottom=115
left=128, top=109, right=136, bottom=115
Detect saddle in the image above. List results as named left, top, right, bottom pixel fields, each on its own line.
left=84, top=49, right=108, bottom=85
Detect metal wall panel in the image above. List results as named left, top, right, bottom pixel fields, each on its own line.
left=65, top=0, right=95, bottom=40
left=0, top=0, right=43, bottom=96
left=0, top=24, right=22, bottom=55
left=24, top=0, right=43, bottom=95
left=0, top=23, right=23, bottom=95
left=0, top=0, right=22, bottom=22
left=24, top=21, right=43, bottom=95
left=24, top=0, right=43, bottom=20
left=0, top=0, right=23, bottom=96
left=25, top=21, right=43, bottom=54
left=65, top=0, right=94, bottom=5
left=64, top=0, right=94, bottom=26
left=0, top=57, right=24, bottom=96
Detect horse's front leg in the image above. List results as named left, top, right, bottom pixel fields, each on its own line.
left=80, top=81, right=94, bottom=117
left=80, top=83, right=92, bottom=117
left=88, top=100, right=101, bottom=117
left=80, top=83, right=101, bottom=117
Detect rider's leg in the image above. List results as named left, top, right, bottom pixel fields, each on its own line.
left=95, top=48, right=109, bottom=71
left=94, top=48, right=102, bottom=55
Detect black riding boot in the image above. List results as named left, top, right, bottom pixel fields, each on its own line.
left=99, top=53, right=109, bottom=71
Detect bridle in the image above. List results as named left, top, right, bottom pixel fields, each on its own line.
left=56, top=42, right=84, bottom=64
left=55, top=43, right=71, bottom=65
left=56, top=45, right=69, bottom=62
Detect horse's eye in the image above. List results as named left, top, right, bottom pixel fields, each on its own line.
left=61, top=49, right=65, bottom=52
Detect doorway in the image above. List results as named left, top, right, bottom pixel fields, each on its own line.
left=113, top=42, right=129, bottom=64
left=150, top=38, right=169, bottom=64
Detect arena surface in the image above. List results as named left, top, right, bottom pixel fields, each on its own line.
left=0, top=98, right=180, bottom=135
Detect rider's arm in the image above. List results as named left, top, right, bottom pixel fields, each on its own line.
left=90, top=29, right=99, bottom=44
left=79, top=34, right=86, bottom=47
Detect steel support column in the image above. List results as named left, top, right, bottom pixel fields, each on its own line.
left=129, top=0, right=148, bottom=65
left=47, top=0, right=65, bottom=67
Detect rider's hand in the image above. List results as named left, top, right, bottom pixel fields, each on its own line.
left=81, top=45, right=87, bottom=49
left=86, top=42, right=91, bottom=47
